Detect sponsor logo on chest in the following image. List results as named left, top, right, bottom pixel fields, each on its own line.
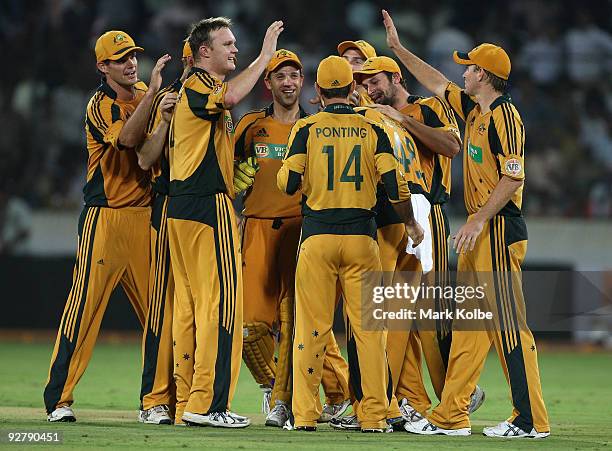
left=468, top=141, right=483, bottom=163
left=254, top=142, right=287, bottom=160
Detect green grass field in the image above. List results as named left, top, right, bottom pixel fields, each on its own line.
left=0, top=341, right=611, bottom=449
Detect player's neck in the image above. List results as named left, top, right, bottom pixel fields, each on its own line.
left=195, top=61, right=226, bottom=81
left=272, top=101, right=300, bottom=124
left=475, top=86, right=502, bottom=114
left=106, top=77, right=136, bottom=102
left=391, top=87, right=409, bottom=111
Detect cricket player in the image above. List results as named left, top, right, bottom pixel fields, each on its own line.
left=44, top=31, right=171, bottom=422
left=356, top=56, right=485, bottom=420
left=381, top=9, right=550, bottom=438
left=278, top=55, right=424, bottom=432
left=168, top=17, right=283, bottom=428
left=135, top=40, right=194, bottom=425
left=233, top=49, right=350, bottom=427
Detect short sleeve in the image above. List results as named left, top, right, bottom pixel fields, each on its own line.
left=490, top=104, right=525, bottom=180
left=443, top=82, right=477, bottom=122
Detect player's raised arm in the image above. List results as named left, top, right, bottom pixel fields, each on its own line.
left=224, top=21, right=284, bottom=108
left=117, top=54, right=171, bottom=148
left=137, top=92, right=177, bottom=170
left=382, top=9, right=449, bottom=99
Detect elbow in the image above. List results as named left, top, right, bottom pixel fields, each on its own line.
left=138, top=157, right=152, bottom=171
left=223, top=93, right=237, bottom=110
left=118, top=136, right=138, bottom=150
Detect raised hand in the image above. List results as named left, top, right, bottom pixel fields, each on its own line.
left=382, top=9, right=401, bottom=50
left=149, top=54, right=172, bottom=94
left=160, top=92, right=178, bottom=123
left=261, top=21, right=284, bottom=61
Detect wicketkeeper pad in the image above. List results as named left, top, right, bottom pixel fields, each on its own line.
left=242, top=321, right=276, bottom=386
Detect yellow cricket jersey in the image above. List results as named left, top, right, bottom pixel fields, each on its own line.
left=84, top=79, right=152, bottom=208
left=234, top=104, right=307, bottom=218
left=145, top=78, right=183, bottom=196
left=354, top=106, right=426, bottom=228
left=277, top=103, right=411, bottom=239
left=400, top=95, right=460, bottom=205
left=444, top=82, right=525, bottom=216
left=169, top=67, right=235, bottom=199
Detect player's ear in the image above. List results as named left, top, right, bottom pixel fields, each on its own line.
left=350, top=80, right=357, bottom=93
left=392, top=72, right=401, bottom=85
left=96, top=61, right=109, bottom=75
left=264, top=76, right=272, bottom=91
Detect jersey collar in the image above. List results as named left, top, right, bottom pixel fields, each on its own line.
left=323, top=103, right=354, bottom=114
left=407, top=94, right=423, bottom=104
left=98, top=77, right=117, bottom=99
left=490, top=93, right=512, bottom=110
left=264, top=103, right=309, bottom=118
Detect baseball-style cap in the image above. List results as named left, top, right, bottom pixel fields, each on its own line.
left=317, top=56, right=353, bottom=89
left=182, top=40, right=192, bottom=58
left=265, top=49, right=303, bottom=77
left=453, top=43, right=511, bottom=80
left=95, top=30, right=143, bottom=63
left=337, top=40, right=377, bottom=59
left=354, top=56, right=402, bottom=82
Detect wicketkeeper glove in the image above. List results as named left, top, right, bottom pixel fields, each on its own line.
left=233, top=156, right=259, bottom=193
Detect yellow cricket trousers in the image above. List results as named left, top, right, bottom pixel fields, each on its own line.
left=292, top=231, right=388, bottom=429
left=140, top=194, right=175, bottom=412
left=428, top=215, right=549, bottom=433
left=167, top=193, right=243, bottom=417
left=44, top=206, right=150, bottom=413
left=241, top=216, right=349, bottom=405
left=391, top=203, right=453, bottom=413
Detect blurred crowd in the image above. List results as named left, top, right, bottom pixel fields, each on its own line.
left=0, top=0, right=611, bottom=221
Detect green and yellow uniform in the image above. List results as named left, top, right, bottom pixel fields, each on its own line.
left=168, top=67, right=242, bottom=416
left=278, top=103, right=411, bottom=429
left=235, top=104, right=350, bottom=408
left=139, top=78, right=183, bottom=417
left=45, top=79, right=152, bottom=413
left=426, top=82, right=548, bottom=433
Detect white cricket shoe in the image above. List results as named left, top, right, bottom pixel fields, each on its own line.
left=139, top=405, right=172, bottom=425
left=483, top=421, right=550, bottom=438
left=265, top=401, right=290, bottom=427
left=318, top=399, right=351, bottom=423
left=468, top=385, right=486, bottom=414
left=404, top=418, right=471, bottom=436
left=261, top=385, right=272, bottom=414
left=47, top=406, right=76, bottom=422
left=182, top=411, right=251, bottom=428
left=329, top=414, right=360, bottom=431
left=398, top=398, right=423, bottom=423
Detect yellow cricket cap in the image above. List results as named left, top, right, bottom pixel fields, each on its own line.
left=337, top=40, right=377, bottom=59
left=265, top=49, right=302, bottom=77
left=95, top=30, right=143, bottom=63
left=453, top=43, right=511, bottom=80
left=182, top=40, right=192, bottom=58
left=316, top=55, right=353, bottom=89
left=354, top=56, right=402, bottom=82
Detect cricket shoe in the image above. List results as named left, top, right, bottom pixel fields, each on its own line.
left=261, top=385, right=272, bottom=414
left=468, top=385, right=486, bottom=414
left=265, top=401, right=290, bottom=427
left=47, top=406, right=76, bottom=422
left=182, top=411, right=250, bottom=428
left=387, top=415, right=405, bottom=431
left=483, top=421, right=550, bottom=439
left=329, top=414, right=360, bottom=431
left=398, top=398, right=423, bottom=423
left=404, top=418, right=471, bottom=436
left=318, top=399, right=351, bottom=423
left=282, top=415, right=315, bottom=431
left=139, top=405, right=172, bottom=425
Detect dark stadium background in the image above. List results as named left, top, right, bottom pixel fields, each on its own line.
left=0, top=0, right=610, bottom=345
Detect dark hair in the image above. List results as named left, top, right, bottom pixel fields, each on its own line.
left=188, top=17, right=232, bottom=59
left=319, top=84, right=352, bottom=99
left=483, top=69, right=508, bottom=93
left=383, top=71, right=408, bottom=90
